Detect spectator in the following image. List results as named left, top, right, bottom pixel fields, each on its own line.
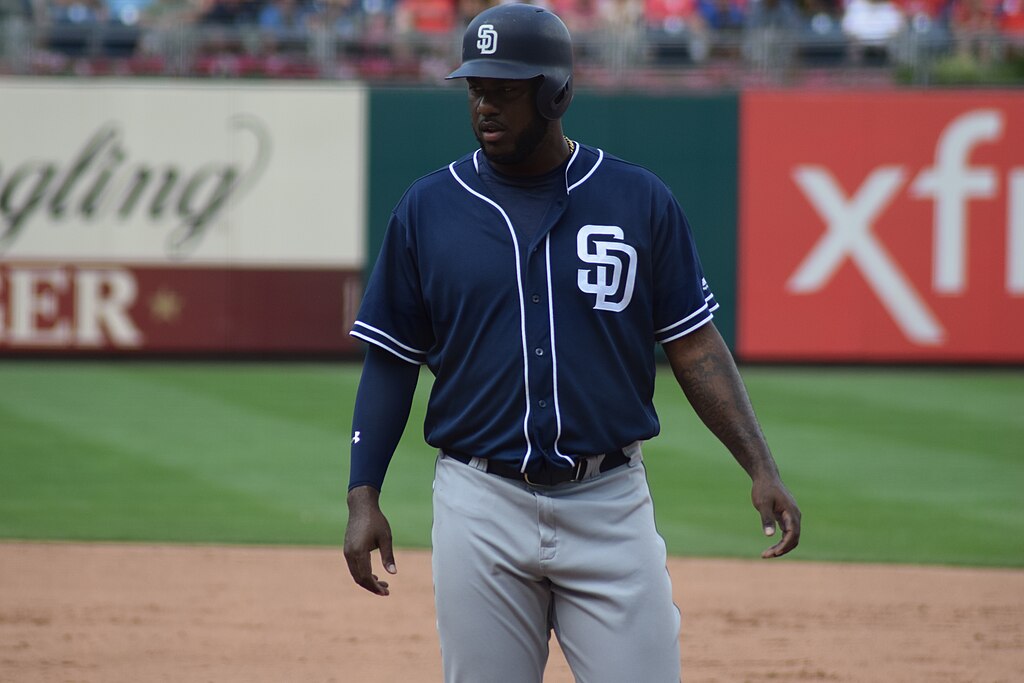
left=198, top=0, right=261, bottom=25
left=645, top=0, right=712, bottom=61
left=1, top=0, right=33, bottom=18
left=800, top=0, right=841, bottom=24
left=394, top=0, right=454, bottom=35
left=895, top=0, right=950, bottom=26
left=48, top=0, right=102, bottom=23
left=599, top=0, right=645, bottom=68
left=45, top=0, right=103, bottom=56
left=998, top=0, right=1024, bottom=42
left=358, top=0, right=396, bottom=42
left=950, top=0, right=1000, bottom=60
left=697, top=0, right=746, bottom=59
left=454, top=0, right=487, bottom=27
left=258, top=0, right=313, bottom=54
left=550, top=0, right=601, bottom=35
left=260, top=0, right=312, bottom=30
left=699, top=0, right=746, bottom=32
left=743, top=0, right=801, bottom=67
left=841, top=0, right=906, bottom=63
left=307, top=0, right=363, bottom=39
left=106, top=0, right=153, bottom=24
left=745, top=0, right=800, bottom=30
left=141, top=0, right=203, bottom=28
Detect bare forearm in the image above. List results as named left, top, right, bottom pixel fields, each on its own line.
left=663, top=323, right=777, bottom=479
left=665, top=323, right=801, bottom=557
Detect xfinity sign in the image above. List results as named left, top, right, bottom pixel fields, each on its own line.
left=740, top=93, right=1024, bottom=362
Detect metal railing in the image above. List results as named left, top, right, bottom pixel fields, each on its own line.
left=0, top=14, right=1019, bottom=88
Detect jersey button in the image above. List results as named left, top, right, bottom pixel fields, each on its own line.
left=538, top=400, right=547, bottom=408
left=531, top=294, right=541, bottom=303
left=534, top=347, right=544, bottom=356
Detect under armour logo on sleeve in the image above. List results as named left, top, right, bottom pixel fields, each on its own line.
left=352, top=431, right=361, bottom=444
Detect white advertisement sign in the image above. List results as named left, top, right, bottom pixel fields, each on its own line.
left=0, top=79, right=366, bottom=266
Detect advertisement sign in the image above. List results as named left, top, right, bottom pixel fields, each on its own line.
left=0, top=79, right=366, bottom=353
left=739, top=91, right=1024, bottom=362
left=0, top=264, right=362, bottom=352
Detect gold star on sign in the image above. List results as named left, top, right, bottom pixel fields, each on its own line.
left=149, top=287, right=184, bottom=323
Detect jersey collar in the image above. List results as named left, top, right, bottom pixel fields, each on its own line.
left=453, top=142, right=604, bottom=196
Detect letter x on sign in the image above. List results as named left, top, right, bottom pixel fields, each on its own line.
left=788, top=166, right=944, bottom=346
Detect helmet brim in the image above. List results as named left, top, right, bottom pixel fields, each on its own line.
left=446, top=59, right=545, bottom=81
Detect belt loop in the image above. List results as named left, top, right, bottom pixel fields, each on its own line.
left=468, top=456, right=489, bottom=472
left=573, top=456, right=589, bottom=483
left=624, top=441, right=643, bottom=466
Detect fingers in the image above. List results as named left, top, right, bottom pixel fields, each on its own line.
left=343, top=497, right=395, bottom=595
left=345, top=548, right=391, bottom=596
left=752, top=478, right=801, bottom=559
left=379, top=535, right=398, bottom=576
left=760, top=512, right=776, bottom=537
left=761, top=508, right=801, bottom=559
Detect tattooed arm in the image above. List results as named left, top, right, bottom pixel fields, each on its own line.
left=662, top=322, right=801, bottom=558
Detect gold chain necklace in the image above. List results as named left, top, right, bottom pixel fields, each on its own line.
left=564, top=136, right=576, bottom=155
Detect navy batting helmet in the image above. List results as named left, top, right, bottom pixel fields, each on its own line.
left=446, top=3, right=574, bottom=120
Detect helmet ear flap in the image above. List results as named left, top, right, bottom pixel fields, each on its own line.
left=537, top=74, right=573, bottom=120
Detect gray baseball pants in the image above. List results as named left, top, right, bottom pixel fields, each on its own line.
left=431, top=450, right=681, bottom=683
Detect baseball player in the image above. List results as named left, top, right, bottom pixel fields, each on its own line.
left=343, top=4, right=801, bottom=682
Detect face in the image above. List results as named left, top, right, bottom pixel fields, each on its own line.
left=467, top=77, right=557, bottom=175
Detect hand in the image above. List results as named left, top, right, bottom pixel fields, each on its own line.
left=343, top=486, right=398, bottom=595
left=751, top=475, right=801, bottom=559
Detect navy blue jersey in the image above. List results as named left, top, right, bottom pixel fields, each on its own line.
left=352, top=142, right=718, bottom=472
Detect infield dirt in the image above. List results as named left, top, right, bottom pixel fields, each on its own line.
left=1, top=542, right=1022, bottom=682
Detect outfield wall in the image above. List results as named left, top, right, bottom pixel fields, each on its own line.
left=1, top=79, right=1020, bottom=361
left=739, top=91, right=1024, bottom=363
left=0, top=79, right=366, bottom=354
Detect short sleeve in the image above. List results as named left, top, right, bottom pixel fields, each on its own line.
left=651, top=195, right=719, bottom=344
left=350, top=212, right=434, bottom=364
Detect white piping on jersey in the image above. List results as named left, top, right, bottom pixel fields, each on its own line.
left=351, top=321, right=427, bottom=365
left=567, top=147, right=603, bottom=193
left=545, top=235, right=576, bottom=466
left=351, top=332, right=424, bottom=365
left=449, top=160, right=534, bottom=471
left=660, top=314, right=714, bottom=344
left=353, top=321, right=427, bottom=354
left=469, top=142, right=599, bottom=196
left=656, top=302, right=709, bottom=335
left=563, top=139, right=581, bottom=194
left=451, top=147, right=604, bottom=470
left=655, top=290, right=720, bottom=344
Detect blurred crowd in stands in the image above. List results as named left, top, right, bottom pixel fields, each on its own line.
left=0, top=0, right=1021, bottom=84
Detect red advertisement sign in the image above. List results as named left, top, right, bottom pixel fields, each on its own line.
left=739, top=91, right=1024, bottom=362
left=0, top=264, right=362, bottom=354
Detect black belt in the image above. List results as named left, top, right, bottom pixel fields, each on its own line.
left=445, top=449, right=630, bottom=487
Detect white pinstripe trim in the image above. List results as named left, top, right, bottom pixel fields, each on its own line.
left=545, top=236, right=575, bottom=466
left=568, top=148, right=603, bottom=193
left=352, top=320, right=427, bottom=354
left=349, top=331, right=426, bottom=365
left=659, top=313, right=714, bottom=344
left=449, top=161, right=533, bottom=469
left=655, top=302, right=710, bottom=335
left=563, top=139, right=581, bottom=194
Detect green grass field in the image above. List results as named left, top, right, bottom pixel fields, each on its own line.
left=1, top=361, right=1021, bottom=567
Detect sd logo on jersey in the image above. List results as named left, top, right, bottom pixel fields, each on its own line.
left=577, top=225, right=637, bottom=312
